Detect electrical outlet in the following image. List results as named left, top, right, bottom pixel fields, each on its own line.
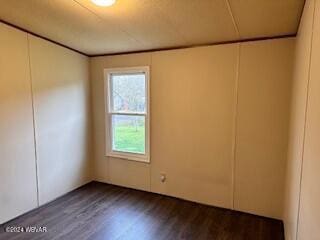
left=160, top=173, right=166, bottom=183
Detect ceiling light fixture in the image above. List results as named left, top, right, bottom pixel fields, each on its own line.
left=91, top=0, right=116, bottom=7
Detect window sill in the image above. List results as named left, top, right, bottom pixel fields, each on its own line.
left=106, top=152, right=150, bottom=163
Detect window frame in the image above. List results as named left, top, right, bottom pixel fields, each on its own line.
left=104, top=66, right=150, bottom=163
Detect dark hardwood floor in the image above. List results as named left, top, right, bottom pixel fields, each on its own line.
left=0, top=182, right=284, bottom=240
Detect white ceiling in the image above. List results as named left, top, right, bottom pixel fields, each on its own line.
left=0, top=0, right=305, bottom=56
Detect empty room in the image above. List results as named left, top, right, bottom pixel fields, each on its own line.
left=0, top=0, right=319, bottom=239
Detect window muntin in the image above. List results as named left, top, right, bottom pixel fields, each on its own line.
left=105, top=67, right=149, bottom=162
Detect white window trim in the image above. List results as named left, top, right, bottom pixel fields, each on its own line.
left=104, top=66, right=150, bottom=163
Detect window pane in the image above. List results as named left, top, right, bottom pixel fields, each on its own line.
left=111, top=73, right=146, bottom=113
left=112, top=115, right=145, bottom=154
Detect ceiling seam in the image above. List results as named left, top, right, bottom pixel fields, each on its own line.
left=72, top=0, right=144, bottom=47
left=225, top=0, right=241, bottom=39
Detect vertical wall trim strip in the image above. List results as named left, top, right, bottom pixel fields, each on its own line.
left=88, top=59, right=95, bottom=181
left=149, top=53, right=153, bottom=192
left=26, top=34, right=40, bottom=206
left=295, top=1, right=316, bottom=239
left=231, top=43, right=241, bottom=209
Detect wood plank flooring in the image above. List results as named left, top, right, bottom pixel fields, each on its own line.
left=0, top=182, right=284, bottom=240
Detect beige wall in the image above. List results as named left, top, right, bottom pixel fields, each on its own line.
left=298, top=2, right=320, bottom=238
left=0, top=23, right=38, bottom=224
left=284, top=0, right=320, bottom=239
left=0, top=23, right=92, bottom=223
left=235, top=40, right=293, bottom=219
left=283, top=0, right=320, bottom=239
left=28, top=36, right=92, bottom=205
left=150, top=45, right=238, bottom=208
left=283, top=0, right=315, bottom=239
left=90, top=38, right=294, bottom=219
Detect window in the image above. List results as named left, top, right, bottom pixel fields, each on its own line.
left=105, top=67, right=150, bottom=162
